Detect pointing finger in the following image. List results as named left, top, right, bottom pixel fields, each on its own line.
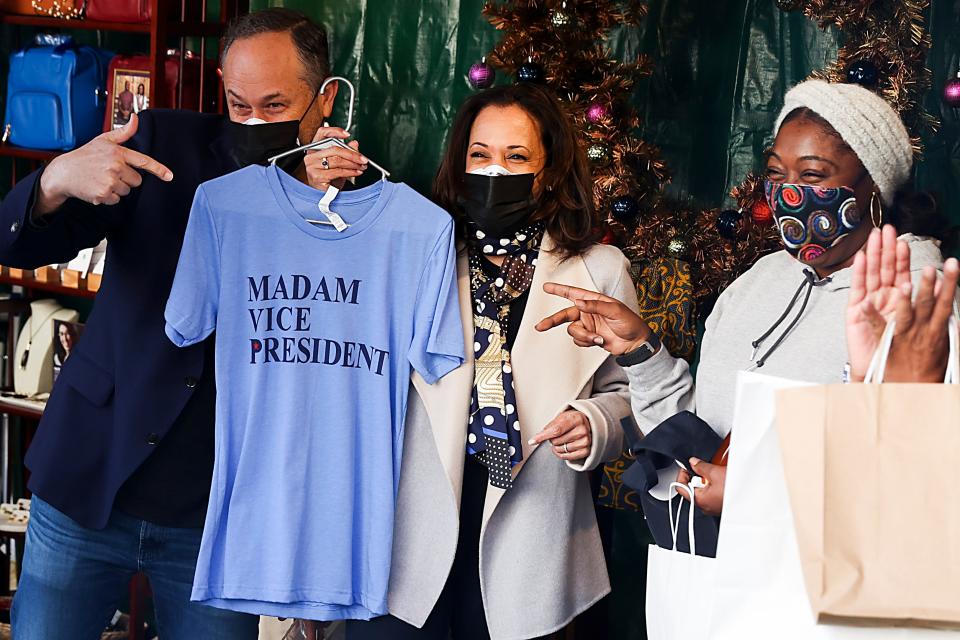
left=120, top=147, right=173, bottom=181
left=535, top=306, right=580, bottom=332
left=542, top=282, right=612, bottom=304
left=574, top=298, right=628, bottom=321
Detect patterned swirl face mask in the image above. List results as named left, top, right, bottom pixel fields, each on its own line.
left=764, top=181, right=863, bottom=263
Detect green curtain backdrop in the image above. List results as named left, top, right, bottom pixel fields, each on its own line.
left=2, top=0, right=958, bottom=223
left=250, top=0, right=959, bottom=223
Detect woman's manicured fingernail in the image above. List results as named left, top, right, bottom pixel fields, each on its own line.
left=593, top=336, right=604, bottom=345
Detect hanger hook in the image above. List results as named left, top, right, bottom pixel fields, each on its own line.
left=319, top=76, right=356, bottom=133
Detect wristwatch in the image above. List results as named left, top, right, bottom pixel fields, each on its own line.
left=615, top=333, right=662, bottom=367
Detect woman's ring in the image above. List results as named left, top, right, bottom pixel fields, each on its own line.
left=321, top=157, right=330, bottom=170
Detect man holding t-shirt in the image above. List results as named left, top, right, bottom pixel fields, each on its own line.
left=0, top=8, right=366, bottom=639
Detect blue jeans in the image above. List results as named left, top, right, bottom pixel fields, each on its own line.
left=12, top=496, right=259, bottom=640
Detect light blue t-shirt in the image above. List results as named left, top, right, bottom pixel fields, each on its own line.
left=164, top=164, right=464, bottom=620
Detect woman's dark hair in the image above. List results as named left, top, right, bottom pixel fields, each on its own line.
left=221, top=8, right=330, bottom=91
left=781, top=107, right=955, bottom=251
left=433, top=84, right=599, bottom=257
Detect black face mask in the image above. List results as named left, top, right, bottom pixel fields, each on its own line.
left=457, top=172, right=537, bottom=238
left=226, top=118, right=302, bottom=172
left=225, top=88, right=320, bottom=172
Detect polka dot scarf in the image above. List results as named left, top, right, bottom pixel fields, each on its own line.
left=465, top=220, right=544, bottom=489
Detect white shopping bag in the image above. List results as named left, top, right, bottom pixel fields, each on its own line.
left=645, top=482, right=716, bottom=640
left=707, top=371, right=956, bottom=639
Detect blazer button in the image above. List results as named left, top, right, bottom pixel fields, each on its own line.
left=146, top=433, right=160, bottom=445
left=10, top=221, right=19, bottom=233
left=185, top=376, right=198, bottom=388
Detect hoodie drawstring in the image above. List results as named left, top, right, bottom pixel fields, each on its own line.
left=751, top=269, right=830, bottom=368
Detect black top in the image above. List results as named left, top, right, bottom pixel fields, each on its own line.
left=477, top=256, right=529, bottom=349
left=113, top=336, right=217, bottom=528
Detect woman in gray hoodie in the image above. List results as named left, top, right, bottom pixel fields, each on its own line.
left=536, top=79, right=953, bottom=515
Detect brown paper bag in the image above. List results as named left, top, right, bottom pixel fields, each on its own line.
left=776, top=383, right=960, bottom=628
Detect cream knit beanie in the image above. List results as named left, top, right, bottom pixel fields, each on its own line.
left=773, top=80, right=913, bottom=206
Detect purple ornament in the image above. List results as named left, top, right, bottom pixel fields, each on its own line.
left=944, top=75, right=960, bottom=108
left=586, top=102, right=609, bottom=123
left=469, top=58, right=495, bottom=90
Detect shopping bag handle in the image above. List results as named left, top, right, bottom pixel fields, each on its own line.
left=668, top=482, right=697, bottom=556
left=864, top=315, right=958, bottom=384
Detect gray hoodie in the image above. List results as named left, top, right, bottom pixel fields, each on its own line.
left=623, top=234, right=944, bottom=494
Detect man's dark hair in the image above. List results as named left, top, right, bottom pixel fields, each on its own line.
left=221, top=8, right=330, bottom=91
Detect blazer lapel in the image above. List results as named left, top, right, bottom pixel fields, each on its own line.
left=411, top=250, right=475, bottom=504
left=411, top=238, right=611, bottom=525
left=482, top=235, right=610, bottom=526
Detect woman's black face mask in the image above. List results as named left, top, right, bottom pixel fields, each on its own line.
left=457, top=170, right=537, bottom=238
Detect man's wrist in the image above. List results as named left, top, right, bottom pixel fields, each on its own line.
left=35, top=164, right=68, bottom=217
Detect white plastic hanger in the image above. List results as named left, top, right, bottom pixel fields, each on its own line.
left=269, top=77, right=390, bottom=231
left=267, top=76, right=391, bottom=180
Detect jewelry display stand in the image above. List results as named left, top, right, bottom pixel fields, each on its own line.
left=13, top=300, right=79, bottom=397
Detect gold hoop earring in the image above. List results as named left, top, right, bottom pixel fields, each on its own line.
left=870, top=192, right=883, bottom=228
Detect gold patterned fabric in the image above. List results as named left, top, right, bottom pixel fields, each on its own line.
left=597, top=256, right=696, bottom=511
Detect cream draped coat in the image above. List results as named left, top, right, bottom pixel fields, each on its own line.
left=385, top=235, right=640, bottom=640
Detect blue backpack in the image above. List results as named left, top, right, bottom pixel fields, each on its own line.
left=3, top=36, right=112, bottom=151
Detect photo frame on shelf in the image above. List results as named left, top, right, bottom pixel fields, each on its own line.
left=109, top=67, right=151, bottom=130
left=52, top=318, right=84, bottom=383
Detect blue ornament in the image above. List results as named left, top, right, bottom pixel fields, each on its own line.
left=717, top=209, right=742, bottom=240
left=611, top=196, right=640, bottom=222
left=845, top=60, right=879, bottom=88
left=517, top=60, right=545, bottom=83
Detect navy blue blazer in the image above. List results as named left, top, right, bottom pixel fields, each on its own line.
left=0, top=109, right=237, bottom=529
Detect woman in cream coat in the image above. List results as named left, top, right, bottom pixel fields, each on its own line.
left=346, top=85, right=637, bottom=640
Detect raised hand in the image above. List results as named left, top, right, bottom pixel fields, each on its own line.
left=847, top=224, right=960, bottom=382
left=846, top=226, right=911, bottom=380
left=36, top=113, right=173, bottom=214
left=534, top=282, right=652, bottom=356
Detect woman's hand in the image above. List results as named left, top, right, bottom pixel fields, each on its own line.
left=846, top=226, right=911, bottom=380
left=535, top=282, right=652, bottom=356
left=528, top=410, right=592, bottom=461
left=876, top=263, right=958, bottom=382
left=676, top=458, right=725, bottom=516
left=847, top=225, right=959, bottom=382
left=303, top=126, right=368, bottom=192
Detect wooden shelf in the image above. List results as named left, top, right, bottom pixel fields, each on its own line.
left=0, top=13, right=151, bottom=33
left=0, top=396, right=43, bottom=420
left=0, top=272, right=97, bottom=299
left=0, top=145, right=60, bottom=162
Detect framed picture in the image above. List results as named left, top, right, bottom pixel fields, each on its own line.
left=109, top=68, right=151, bottom=130
left=52, top=320, right=85, bottom=383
